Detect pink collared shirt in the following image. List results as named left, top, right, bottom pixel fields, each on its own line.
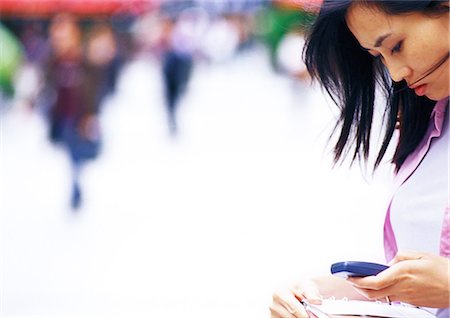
left=384, top=97, right=449, bottom=260
left=383, top=97, right=449, bottom=317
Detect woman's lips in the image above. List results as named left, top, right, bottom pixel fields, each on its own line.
left=412, top=84, right=427, bottom=96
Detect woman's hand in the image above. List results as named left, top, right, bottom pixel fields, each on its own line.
left=269, top=275, right=367, bottom=317
left=270, top=280, right=321, bottom=318
left=347, top=251, right=450, bottom=308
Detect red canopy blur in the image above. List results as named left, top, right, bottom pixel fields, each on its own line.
left=273, top=0, right=322, bottom=12
left=0, top=0, right=159, bottom=17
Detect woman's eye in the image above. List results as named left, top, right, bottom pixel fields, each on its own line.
left=391, top=41, right=403, bottom=54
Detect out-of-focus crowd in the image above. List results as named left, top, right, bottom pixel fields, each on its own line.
left=0, top=0, right=318, bottom=209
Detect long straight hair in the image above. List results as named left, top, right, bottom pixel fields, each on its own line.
left=303, top=0, right=448, bottom=171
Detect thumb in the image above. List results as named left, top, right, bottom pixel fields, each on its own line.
left=388, top=250, right=424, bottom=266
left=291, top=281, right=322, bottom=305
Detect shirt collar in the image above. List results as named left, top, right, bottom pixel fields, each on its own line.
left=431, top=97, right=449, bottom=135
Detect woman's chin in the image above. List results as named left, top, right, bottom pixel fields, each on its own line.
left=425, top=90, right=449, bottom=101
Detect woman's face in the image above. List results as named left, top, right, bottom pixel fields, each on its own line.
left=346, top=4, right=449, bottom=101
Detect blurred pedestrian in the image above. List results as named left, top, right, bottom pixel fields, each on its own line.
left=160, top=12, right=197, bottom=135
left=14, top=20, right=49, bottom=110
left=45, top=14, right=117, bottom=210
left=84, top=22, right=119, bottom=111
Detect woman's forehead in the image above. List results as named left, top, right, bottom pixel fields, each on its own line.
left=346, top=4, right=394, bottom=48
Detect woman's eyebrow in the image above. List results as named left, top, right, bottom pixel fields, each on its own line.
left=374, top=33, right=392, bottom=48
left=359, top=33, right=392, bottom=51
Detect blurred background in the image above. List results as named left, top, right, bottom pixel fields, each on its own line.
left=1, top=0, right=394, bottom=317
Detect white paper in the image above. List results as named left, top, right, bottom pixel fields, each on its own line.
left=311, top=299, right=436, bottom=318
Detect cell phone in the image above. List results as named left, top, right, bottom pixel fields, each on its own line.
left=331, top=261, right=389, bottom=278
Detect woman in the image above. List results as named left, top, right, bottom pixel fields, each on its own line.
left=270, top=1, right=449, bottom=317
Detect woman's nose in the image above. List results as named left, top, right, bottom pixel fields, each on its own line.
left=386, top=62, right=412, bottom=83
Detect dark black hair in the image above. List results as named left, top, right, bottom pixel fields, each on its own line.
left=303, top=0, right=448, bottom=171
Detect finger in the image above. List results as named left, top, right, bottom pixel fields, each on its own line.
left=352, top=286, right=398, bottom=302
left=347, top=265, right=401, bottom=290
left=347, top=276, right=383, bottom=290
left=290, top=306, right=309, bottom=318
left=272, top=290, right=308, bottom=317
left=269, top=303, right=289, bottom=318
left=388, top=250, right=424, bottom=265
left=269, top=302, right=309, bottom=318
left=290, top=282, right=322, bottom=304
left=269, top=305, right=281, bottom=318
